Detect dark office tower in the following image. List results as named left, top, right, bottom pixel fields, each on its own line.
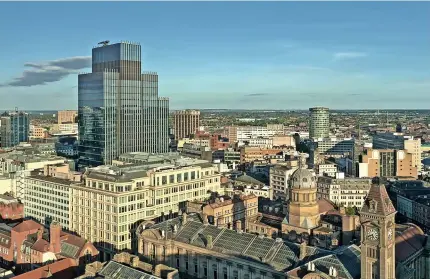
left=396, top=123, right=402, bottom=133
left=0, top=110, right=29, bottom=148
left=78, top=41, right=169, bottom=168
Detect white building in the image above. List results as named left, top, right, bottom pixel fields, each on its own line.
left=317, top=176, right=371, bottom=208
left=270, top=164, right=298, bottom=200
left=316, top=163, right=338, bottom=177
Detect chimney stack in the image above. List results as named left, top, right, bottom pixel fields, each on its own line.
left=182, top=213, right=188, bottom=225
left=49, top=221, right=62, bottom=254
left=299, top=241, right=307, bottom=260
left=206, top=235, right=213, bottom=249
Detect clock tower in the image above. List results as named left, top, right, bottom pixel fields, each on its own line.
left=360, top=177, right=396, bottom=279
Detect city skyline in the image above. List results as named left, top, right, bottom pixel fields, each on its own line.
left=0, top=2, right=429, bottom=110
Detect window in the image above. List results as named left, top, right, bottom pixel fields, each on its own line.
left=177, top=174, right=182, bottom=183
left=184, top=172, right=189, bottom=181
left=169, top=175, right=175, bottom=184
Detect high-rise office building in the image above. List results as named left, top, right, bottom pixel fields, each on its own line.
left=173, top=109, right=200, bottom=140
left=0, top=110, right=29, bottom=148
left=309, top=107, right=329, bottom=139
left=78, top=41, right=169, bottom=168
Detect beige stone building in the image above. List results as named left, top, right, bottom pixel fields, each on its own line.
left=57, top=110, right=77, bottom=124
left=317, top=176, right=371, bottom=208
left=69, top=155, right=220, bottom=261
left=270, top=162, right=298, bottom=200
left=202, top=194, right=258, bottom=230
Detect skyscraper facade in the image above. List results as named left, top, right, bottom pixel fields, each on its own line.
left=173, top=109, right=200, bottom=140
left=0, top=111, right=29, bottom=148
left=78, top=41, right=169, bottom=168
left=309, top=107, right=329, bottom=139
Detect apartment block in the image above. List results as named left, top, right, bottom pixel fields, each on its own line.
left=238, top=135, right=296, bottom=149
left=358, top=148, right=418, bottom=178
left=70, top=153, right=220, bottom=261
left=317, top=176, right=371, bottom=208
left=0, top=111, right=29, bottom=148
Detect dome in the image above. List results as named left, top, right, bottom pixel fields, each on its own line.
left=290, top=168, right=315, bottom=189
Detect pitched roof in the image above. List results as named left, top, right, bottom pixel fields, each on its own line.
left=395, top=223, right=427, bottom=262
left=360, top=177, right=396, bottom=216
left=318, top=199, right=336, bottom=214
left=12, top=219, right=42, bottom=233
left=13, top=258, right=76, bottom=279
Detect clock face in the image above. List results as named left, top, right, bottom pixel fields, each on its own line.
left=388, top=228, right=393, bottom=241
left=367, top=228, right=379, bottom=241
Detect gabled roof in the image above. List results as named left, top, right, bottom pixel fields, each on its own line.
left=12, top=219, right=42, bottom=233
left=13, top=258, right=76, bottom=279
left=234, top=174, right=265, bottom=185
left=360, top=177, right=396, bottom=216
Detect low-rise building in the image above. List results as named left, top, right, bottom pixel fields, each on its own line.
left=0, top=219, right=98, bottom=273
left=317, top=176, right=371, bottom=208
left=77, top=252, right=179, bottom=279
left=202, top=194, right=258, bottom=229
left=0, top=194, right=23, bottom=221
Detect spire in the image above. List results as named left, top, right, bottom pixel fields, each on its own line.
left=360, top=177, right=396, bottom=216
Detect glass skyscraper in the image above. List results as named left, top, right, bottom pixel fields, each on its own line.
left=0, top=111, right=29, bottom=148
left=78, top=41, right=169, bottom=168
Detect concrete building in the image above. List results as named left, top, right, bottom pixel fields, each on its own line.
left=270, top=163, right=299, bottom=200
left=358, top=148, right=418, bottom=178
left=0, top=111, right=29, bottom=148
left=202, top=194, right=258, bottom=230
left=227, top=125, right=285, bottom=144
left=24, top=164, right=81, bottom=229
left=57, top=110, right=77, bottom=124
left=78, top=41, right=169, bottom=168
left=238, top=135, right=296, bottom=149
left=69, top=154, right=220, bottom=261
left=0, top=151, right=67, bottom=198
left=373, top=132, right=422, bottom=171
left=317, top=176, right=371, bottom=208
left=239, top=146, right=292, bottom=164
left=315, top=162, right=338, bottom=177
left=173, top=110, right=200, bottom=140
left=29, top=125, right=48, bottom=139
left=50, top=123, right=78, bottom=136
left=309, top=107, right=329, bottom=139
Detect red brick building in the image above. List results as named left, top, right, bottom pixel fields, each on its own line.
left=0, top=219, right=98, bottom=273
left=0, top=195, right=24, bottom=221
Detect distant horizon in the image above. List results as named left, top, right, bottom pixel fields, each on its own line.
left=3, top=108, right=430, bottom=113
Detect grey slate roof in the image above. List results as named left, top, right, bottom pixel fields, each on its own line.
left=145, top=213, right=335, bottom=272
left=98, top=261, right=161, bottom=279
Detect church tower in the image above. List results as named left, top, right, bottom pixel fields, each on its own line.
left=360, top=177, right=396, bottom=279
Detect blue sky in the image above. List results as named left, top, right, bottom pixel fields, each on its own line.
left=0, top=2, right=429, bottom=110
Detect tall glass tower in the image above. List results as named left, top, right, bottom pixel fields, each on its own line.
left=78, top=41, right=169, bottom=168
left=0, top=110, right=29, bottom=148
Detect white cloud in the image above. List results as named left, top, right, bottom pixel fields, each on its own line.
left=333, top=52, right=367, bottom=60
